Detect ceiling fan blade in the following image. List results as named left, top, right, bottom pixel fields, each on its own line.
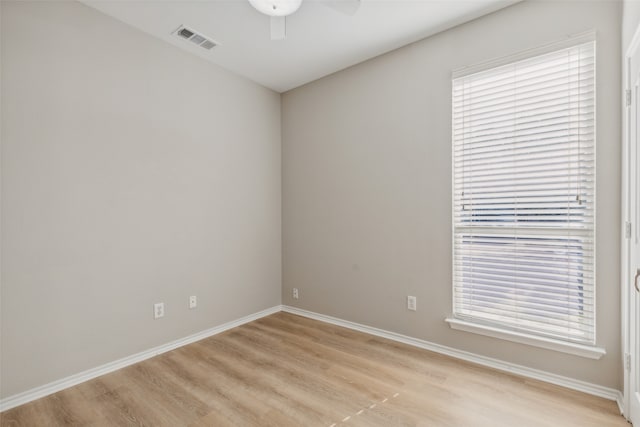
left=270, top=16, right=286, bottom=40
left=321, top=0, right=361, bottom=16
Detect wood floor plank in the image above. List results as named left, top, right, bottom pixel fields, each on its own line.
left=0, top=312, right=628, bottom=427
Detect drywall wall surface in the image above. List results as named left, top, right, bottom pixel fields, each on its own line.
left=1, top=1, right=281, bottom=398
left=282, top=0, right=622, bottom=389
left=624, top=0, right=640, bottom=53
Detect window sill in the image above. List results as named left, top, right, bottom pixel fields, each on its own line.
left=445, top=318, right=606, bottom=360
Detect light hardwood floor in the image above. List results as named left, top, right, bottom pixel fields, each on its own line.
left=0, top=312, right=628, bottom=426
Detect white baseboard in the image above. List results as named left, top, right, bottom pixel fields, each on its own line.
left=616, top=390, right=625, bottom=416
left=0, top=305, right=281, bottom=412
left=2, top=304, right=624, bottom=415
left=282, top=305, right=622, bottom=405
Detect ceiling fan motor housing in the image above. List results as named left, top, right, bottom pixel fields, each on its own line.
left=248, top=0, right=303, bottom=17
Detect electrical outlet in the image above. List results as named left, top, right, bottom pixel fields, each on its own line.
left=189, top=295, right=197, bottom=309
left=154, top=302, right=165, bottom=319
left=407, top=296, right=417, bottom=311
left=293, top=288, right=299, bottom=299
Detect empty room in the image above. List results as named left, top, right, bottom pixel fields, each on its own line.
left=1, top=0, right=639, bottom=425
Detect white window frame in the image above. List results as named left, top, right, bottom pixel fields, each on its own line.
left=446, top=32, right=605, bottom=360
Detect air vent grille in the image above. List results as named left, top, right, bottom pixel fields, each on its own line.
left=200, top=40, right=216, bottom=50
left=173, top=25, right=218, bottom=50
left=178, top=28, right=194, bottom=39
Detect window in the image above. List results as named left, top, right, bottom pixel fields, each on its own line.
left=450, top=39, right=598, bottom=352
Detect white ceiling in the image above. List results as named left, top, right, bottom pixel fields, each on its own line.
left=82, top=0, right=519, bottom=93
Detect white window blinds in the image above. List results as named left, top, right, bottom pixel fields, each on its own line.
left=452, top=40, right=596, bottom=345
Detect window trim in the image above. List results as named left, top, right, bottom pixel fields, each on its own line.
left=449, top=33, right=601, bottom=356
left=445, top=318, right=605, bottom=359
left=452, top=31, right=596, bottom=79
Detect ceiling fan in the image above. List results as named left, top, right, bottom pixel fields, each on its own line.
left=248, top=0, right=361, bottom=40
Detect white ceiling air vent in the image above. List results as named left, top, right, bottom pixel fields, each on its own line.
left=173, top=25, right=218, bottom=50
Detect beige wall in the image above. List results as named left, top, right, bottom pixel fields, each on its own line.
left=1, top=1, right=281, bottom=398
left=282, top=0, right=622, bottom=389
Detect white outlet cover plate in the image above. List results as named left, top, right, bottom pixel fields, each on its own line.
left=154, top=302, right=165, bottom=319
